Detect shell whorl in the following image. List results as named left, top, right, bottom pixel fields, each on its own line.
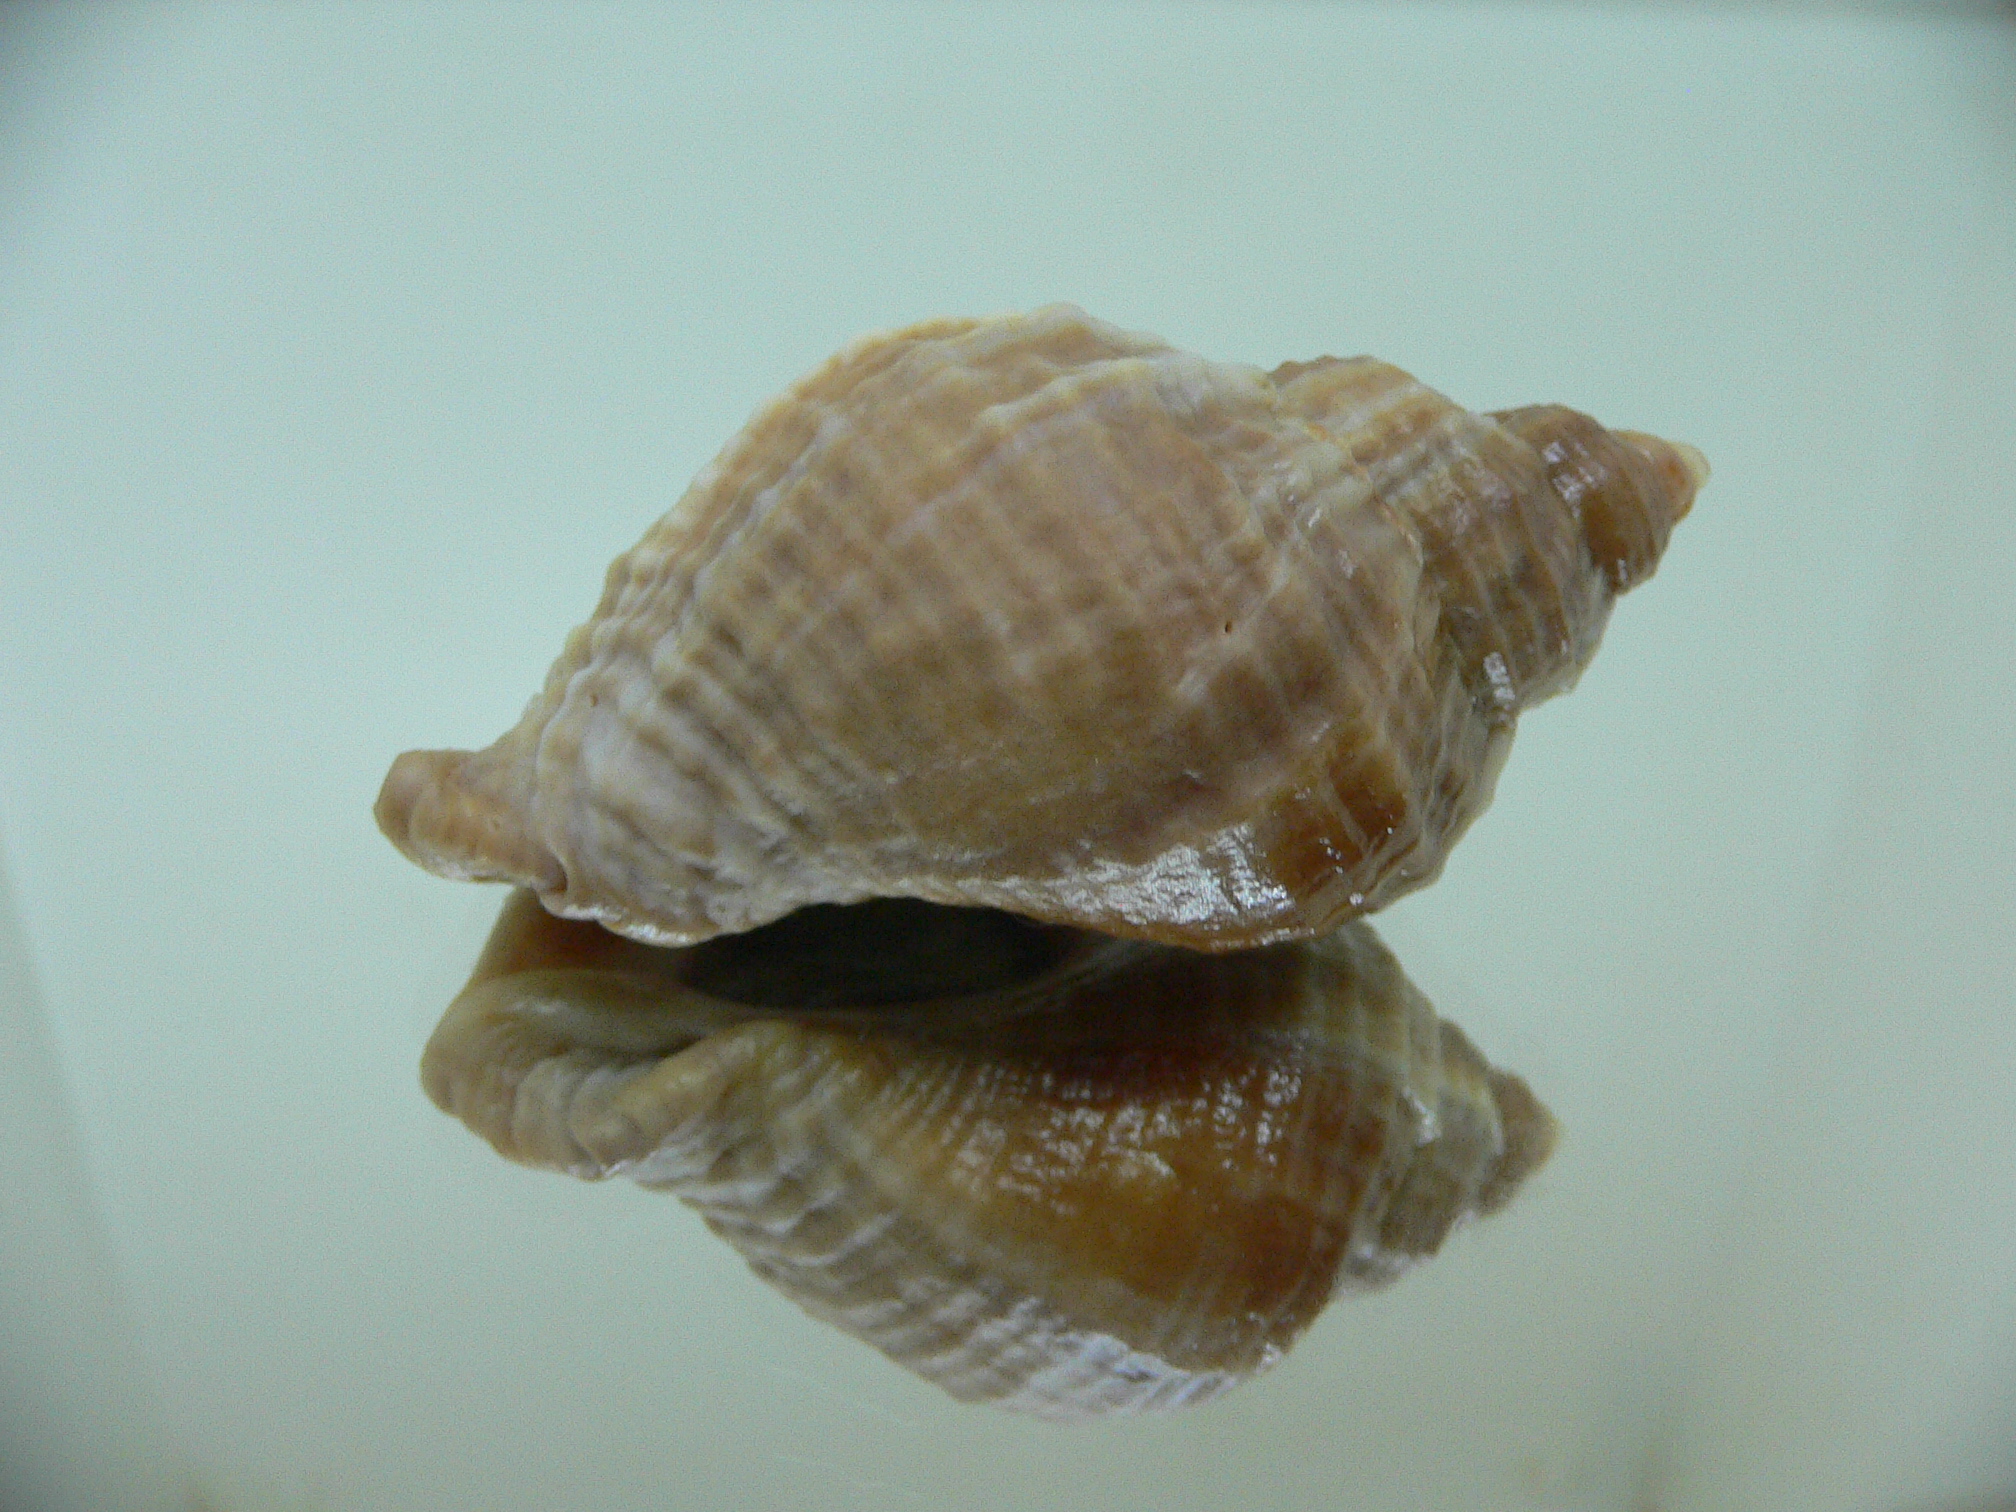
left=423, top=891, right=1558, bottom=1420
left=376, top=305, right=1704, bottom=951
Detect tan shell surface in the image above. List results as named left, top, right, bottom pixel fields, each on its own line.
left=423, top=890, right=1557, bottom=1419
left=378, top=304, right=1705, bottom=949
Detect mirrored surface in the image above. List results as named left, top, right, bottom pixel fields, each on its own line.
left=2, top=6, right=2012, bottom=1511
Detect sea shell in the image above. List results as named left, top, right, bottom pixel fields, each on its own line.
left=376, top=304, right=1705, bottom=952
left=424, top=889, right=1557, bottom=1420
left=383, top=306, right=1701, bottom=1415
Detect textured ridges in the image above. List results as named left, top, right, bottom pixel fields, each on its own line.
left=375, top=306, right=1705, bottom=950
left=421, top=891, right=1556, bottom=1417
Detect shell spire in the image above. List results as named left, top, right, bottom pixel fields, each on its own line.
left=377, top=305, right=1705, bottom=950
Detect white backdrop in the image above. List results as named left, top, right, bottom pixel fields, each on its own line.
left=2, top=6, right=2012, bottom=1512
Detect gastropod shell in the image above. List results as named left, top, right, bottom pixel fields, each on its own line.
left=379, top=305, right=1703, bottom=1416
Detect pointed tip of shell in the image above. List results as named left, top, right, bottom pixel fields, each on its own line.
left=1671, top=439, right=1711, bottom=491
left=375, top=747, right=563, bottom=894
left=1476, top=1068, right=1560, bottom=1215
left=1617, top=430, right=1710, bottom=523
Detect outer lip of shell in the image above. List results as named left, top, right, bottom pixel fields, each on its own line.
left=421, top=890, right=1559, bottom=1417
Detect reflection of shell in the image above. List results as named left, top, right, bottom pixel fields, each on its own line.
left=426, top=890, right=1557, bottom=1420
left=377, top=304, right=1705, bottom=951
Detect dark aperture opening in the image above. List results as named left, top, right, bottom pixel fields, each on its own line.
left=681, top=898, right=1080, bottom=1010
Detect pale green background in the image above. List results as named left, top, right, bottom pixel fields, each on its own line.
left=2, top=5, right=2012, bottom=1512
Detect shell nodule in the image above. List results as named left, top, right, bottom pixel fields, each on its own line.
left=381, top=305, right=1700, bottom=1415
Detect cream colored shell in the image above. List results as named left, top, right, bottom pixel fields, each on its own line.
left=425, top=891, right=1557, bottom=1420
left=377, top=305, right=1704, bottom=951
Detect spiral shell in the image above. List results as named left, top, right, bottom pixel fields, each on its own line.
left=382, top=306, right=1702, bottom=1415
left=377, top=305, right=1704, bottom=952
left=424, top=890, right=1557, bottom=1420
